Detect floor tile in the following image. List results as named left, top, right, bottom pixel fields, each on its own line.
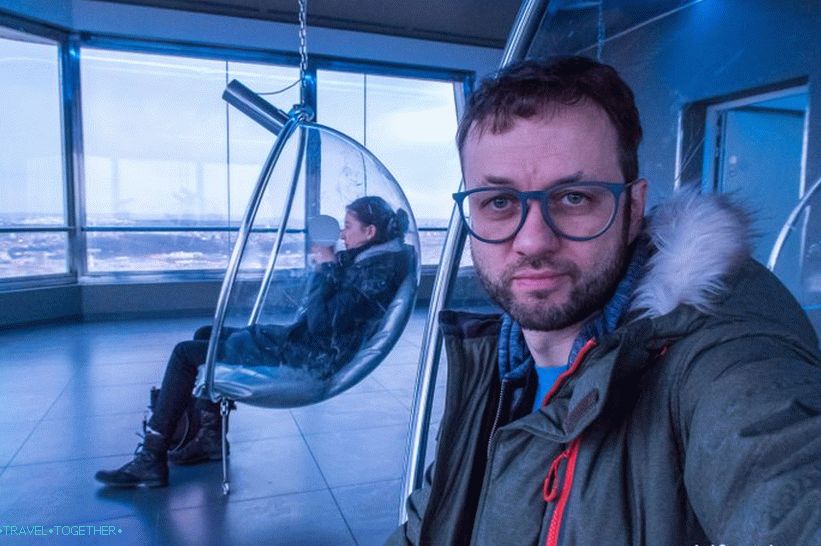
left=304, top=424, right=407, bottom=488
left=43, top=383, right=157, bottom=420
left=68, top=360, right=168, bottom=387
left=290, top=391, right=410, bottom=435
left=159, top=435, right=329, bottom=508
left=0, top=457, right=166, bottom=524
left=369, top=364, right=419, bottom=391
left=225, top=404, right=302, bottom=443
left=11, top=412, right=146, bottom=465
left=333, top=479, right=403, bottom=545
left=0, top=421, right=39, bottom=467
left=156, top=489, right=355, bottom=546
left=0, top=310, right=435, bottom=542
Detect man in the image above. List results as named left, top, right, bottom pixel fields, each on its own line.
left=391, top=57, right=821, bottom=545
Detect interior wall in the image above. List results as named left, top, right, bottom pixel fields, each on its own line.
left=0, top=285, right=81, bottom=326
left=530, top=0, right=820, bottom=207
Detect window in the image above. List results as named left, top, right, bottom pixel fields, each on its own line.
left=317, top=70, right=461, bottom=265
left=80, top=48, right=300, bottom=274
left=0, top=25, right=467, bottom=287
left=0, top=29, right=67, bottom=280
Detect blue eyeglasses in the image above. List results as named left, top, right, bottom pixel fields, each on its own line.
left=452, top=181, right=635, bottom=244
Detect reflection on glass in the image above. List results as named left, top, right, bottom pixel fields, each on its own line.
left=317, top=69, right=460, bottom=264
left=0, top=232, right=67, bottom=278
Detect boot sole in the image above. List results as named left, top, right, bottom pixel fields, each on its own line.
left=96, top=479, right=168, bottom=488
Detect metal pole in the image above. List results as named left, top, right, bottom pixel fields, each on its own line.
left=223, top=79, right=290, bottom=135
left=248, top=127, right=308, bottom=325
left=398, top=0, right=551, bottom=524
left=767, top=175, right=821, bottom=271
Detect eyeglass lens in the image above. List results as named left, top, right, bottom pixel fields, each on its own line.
left=462, top=185, right=619, bottom=242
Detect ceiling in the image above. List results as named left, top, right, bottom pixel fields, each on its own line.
left=97, top=0, right=524, bottom=49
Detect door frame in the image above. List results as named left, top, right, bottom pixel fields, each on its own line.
left=701, top=84, right=809, bottom=196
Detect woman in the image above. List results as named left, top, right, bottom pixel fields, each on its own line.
left=95, top=196, right=413, bottom=488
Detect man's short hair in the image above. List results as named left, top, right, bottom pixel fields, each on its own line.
left=457, top=56, right=643, bottom=183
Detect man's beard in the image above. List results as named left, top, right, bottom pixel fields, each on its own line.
left=474, top=243, right=629, bottom=331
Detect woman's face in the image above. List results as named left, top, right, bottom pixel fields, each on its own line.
left=341, top=212, right=376, bottom=250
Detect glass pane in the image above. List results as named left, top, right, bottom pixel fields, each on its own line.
left=227, top=60, right=300, bottom=226
left=419, top=229, right=447, bottom=265
left=316, top=71, right=365, bottom=143
left=365, top=74, right=460, bottom=258
left=81, top=49, right=230, bottom=226
left=81, top=48, right=301, bottom=274
left=85, top=231, right=234, bottom=273
left=0, top=232, right=67, bottom=278
left=0, top=35, right=65, bottom=227
left=318, top=70, right=460, bottom=265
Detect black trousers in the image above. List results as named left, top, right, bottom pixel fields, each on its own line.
left=147, top=326, right=214, bottom=437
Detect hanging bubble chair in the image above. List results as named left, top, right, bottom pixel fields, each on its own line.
left=193, top=81, right=421, bottom=492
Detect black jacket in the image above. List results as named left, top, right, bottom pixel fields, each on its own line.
left=225, top=238, right=413, bottom=377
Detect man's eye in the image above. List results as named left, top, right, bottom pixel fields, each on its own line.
left=481, top=194, right=516, bottom=210
left=559, top=192, right=589, bottom=206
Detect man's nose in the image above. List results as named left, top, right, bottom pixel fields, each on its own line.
left=510, top=200, right=561, bottom=255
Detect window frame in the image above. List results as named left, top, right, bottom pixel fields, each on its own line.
left=0, top=14, right=74, bottom=289
left=0, top=19, right=473, bottom=289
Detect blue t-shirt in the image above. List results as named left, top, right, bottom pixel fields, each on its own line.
left=532, top=365, right=568, bottom=412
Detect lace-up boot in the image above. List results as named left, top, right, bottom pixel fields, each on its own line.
left=168, top=405, right=227, bottom=465
left=94, top=432, right=169, bottom=487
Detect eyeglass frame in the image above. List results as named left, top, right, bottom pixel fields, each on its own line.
left=452, top=180, right=637, bottom=244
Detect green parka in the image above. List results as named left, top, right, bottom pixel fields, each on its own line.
left=392, top=192, right=821, bottom=545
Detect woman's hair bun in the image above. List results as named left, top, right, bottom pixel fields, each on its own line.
left=347, top=195, right=410, bottom=243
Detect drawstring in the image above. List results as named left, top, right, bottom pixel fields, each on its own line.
left=543, top=448, right=570, bottom=502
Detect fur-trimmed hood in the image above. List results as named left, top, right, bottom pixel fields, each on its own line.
left=630, top=189, right=754, bottom=319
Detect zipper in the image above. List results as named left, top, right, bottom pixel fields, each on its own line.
left=540, top=338, right=598, bottom=546
left=486, top=378, right=509, bottom=459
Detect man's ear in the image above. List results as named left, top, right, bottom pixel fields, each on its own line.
left=628, top=179, right=648, bottom=242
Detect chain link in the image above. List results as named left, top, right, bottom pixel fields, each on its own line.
left=596, top=0, right=605, bottom=61
left=298, top=0, right=308, bottom=102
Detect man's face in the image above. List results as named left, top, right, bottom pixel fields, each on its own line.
left=461, top=103, right=646, bottom=332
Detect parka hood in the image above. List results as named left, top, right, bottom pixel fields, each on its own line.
left=630, top=188, right=753, bottom=319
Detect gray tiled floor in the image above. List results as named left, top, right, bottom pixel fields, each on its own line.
left=0, top=307, right=443, bottom=545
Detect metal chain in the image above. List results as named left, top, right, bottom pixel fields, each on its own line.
left=298, top=0, right=308, bottom=102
